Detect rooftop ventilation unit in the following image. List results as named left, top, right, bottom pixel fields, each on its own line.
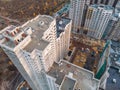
left=39, top=21, right=44, bottom=26
left=59, top=21, right=63, bottom=25
left=24, top=27, right=32, bottom=35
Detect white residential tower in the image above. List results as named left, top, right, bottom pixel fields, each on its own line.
left=84, top=4, right=113, bottom=39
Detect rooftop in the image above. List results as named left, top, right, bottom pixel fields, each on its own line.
left=56, top=18, right=71, bottom=37
left=23, top=15, right=54, bottom=52
left=47, top=60, right=99, bottom=90
left=0, top=15, right=54, bottom=52
left=91, top=4, right=113, bottom=10
left=60, top=76, right=76, bottom=90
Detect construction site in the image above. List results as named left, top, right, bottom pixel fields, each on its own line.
left=65, top=33, right=106, bottom=74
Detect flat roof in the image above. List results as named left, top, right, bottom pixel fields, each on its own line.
left=23, top=15, right=54, bottom=52
left=91, top=4, right=113, bottom=10
left=60, top=76, right=76, bottom=90
left=56, top=18, right=71, bottom=37
left=47, top=60, right=99, bottom=90
left=0, top=15, right=54, bottom=51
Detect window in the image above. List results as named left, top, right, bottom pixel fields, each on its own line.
left=17, top=39, right=20, bottom=42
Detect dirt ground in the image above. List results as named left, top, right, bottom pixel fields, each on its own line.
left=0, top=0, right=68, bottom=22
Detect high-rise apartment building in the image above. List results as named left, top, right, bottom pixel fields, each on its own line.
left=102, top=15, right=118, bottom=39
left=108, top=2, right=120, bottom=41
left=108, top=0, right=115, bottom=6
left=103, top=4, right=120, bottom=41
left=0, top=15, right=72, bottom=90
left=84, top=4, right=113, bottom=39
left=91, top=0, right=118, bottom=7
left=0, top=14, right=102, bottom=90
left=69, top=0, right=90, bottom=32
left=109, top=18, right=120, bottom=41
left=56, top=18, right=71, bottom=61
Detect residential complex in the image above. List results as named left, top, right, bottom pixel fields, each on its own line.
left=1, top=0, right=120, bottom=90
left=0, top=14, right=112, bottom=90
left=84, top=4, right=113, bottom=39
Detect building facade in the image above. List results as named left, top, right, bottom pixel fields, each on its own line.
left=56, top=18, right=72, bottom=61
left=84, top=4, right=113, bottom=39
left=0, top=15, right=72, bottom=90
left=91, top=0, right=118, bottom=7
left=95, top=40, right=111, bottom=89
left=106, top=7, right=120, bottom=41
left=109, top=18, right=120, bottom=41
left=108, top=3, right=120, bottom=41
left=69, top=0, right=90, bottom=32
